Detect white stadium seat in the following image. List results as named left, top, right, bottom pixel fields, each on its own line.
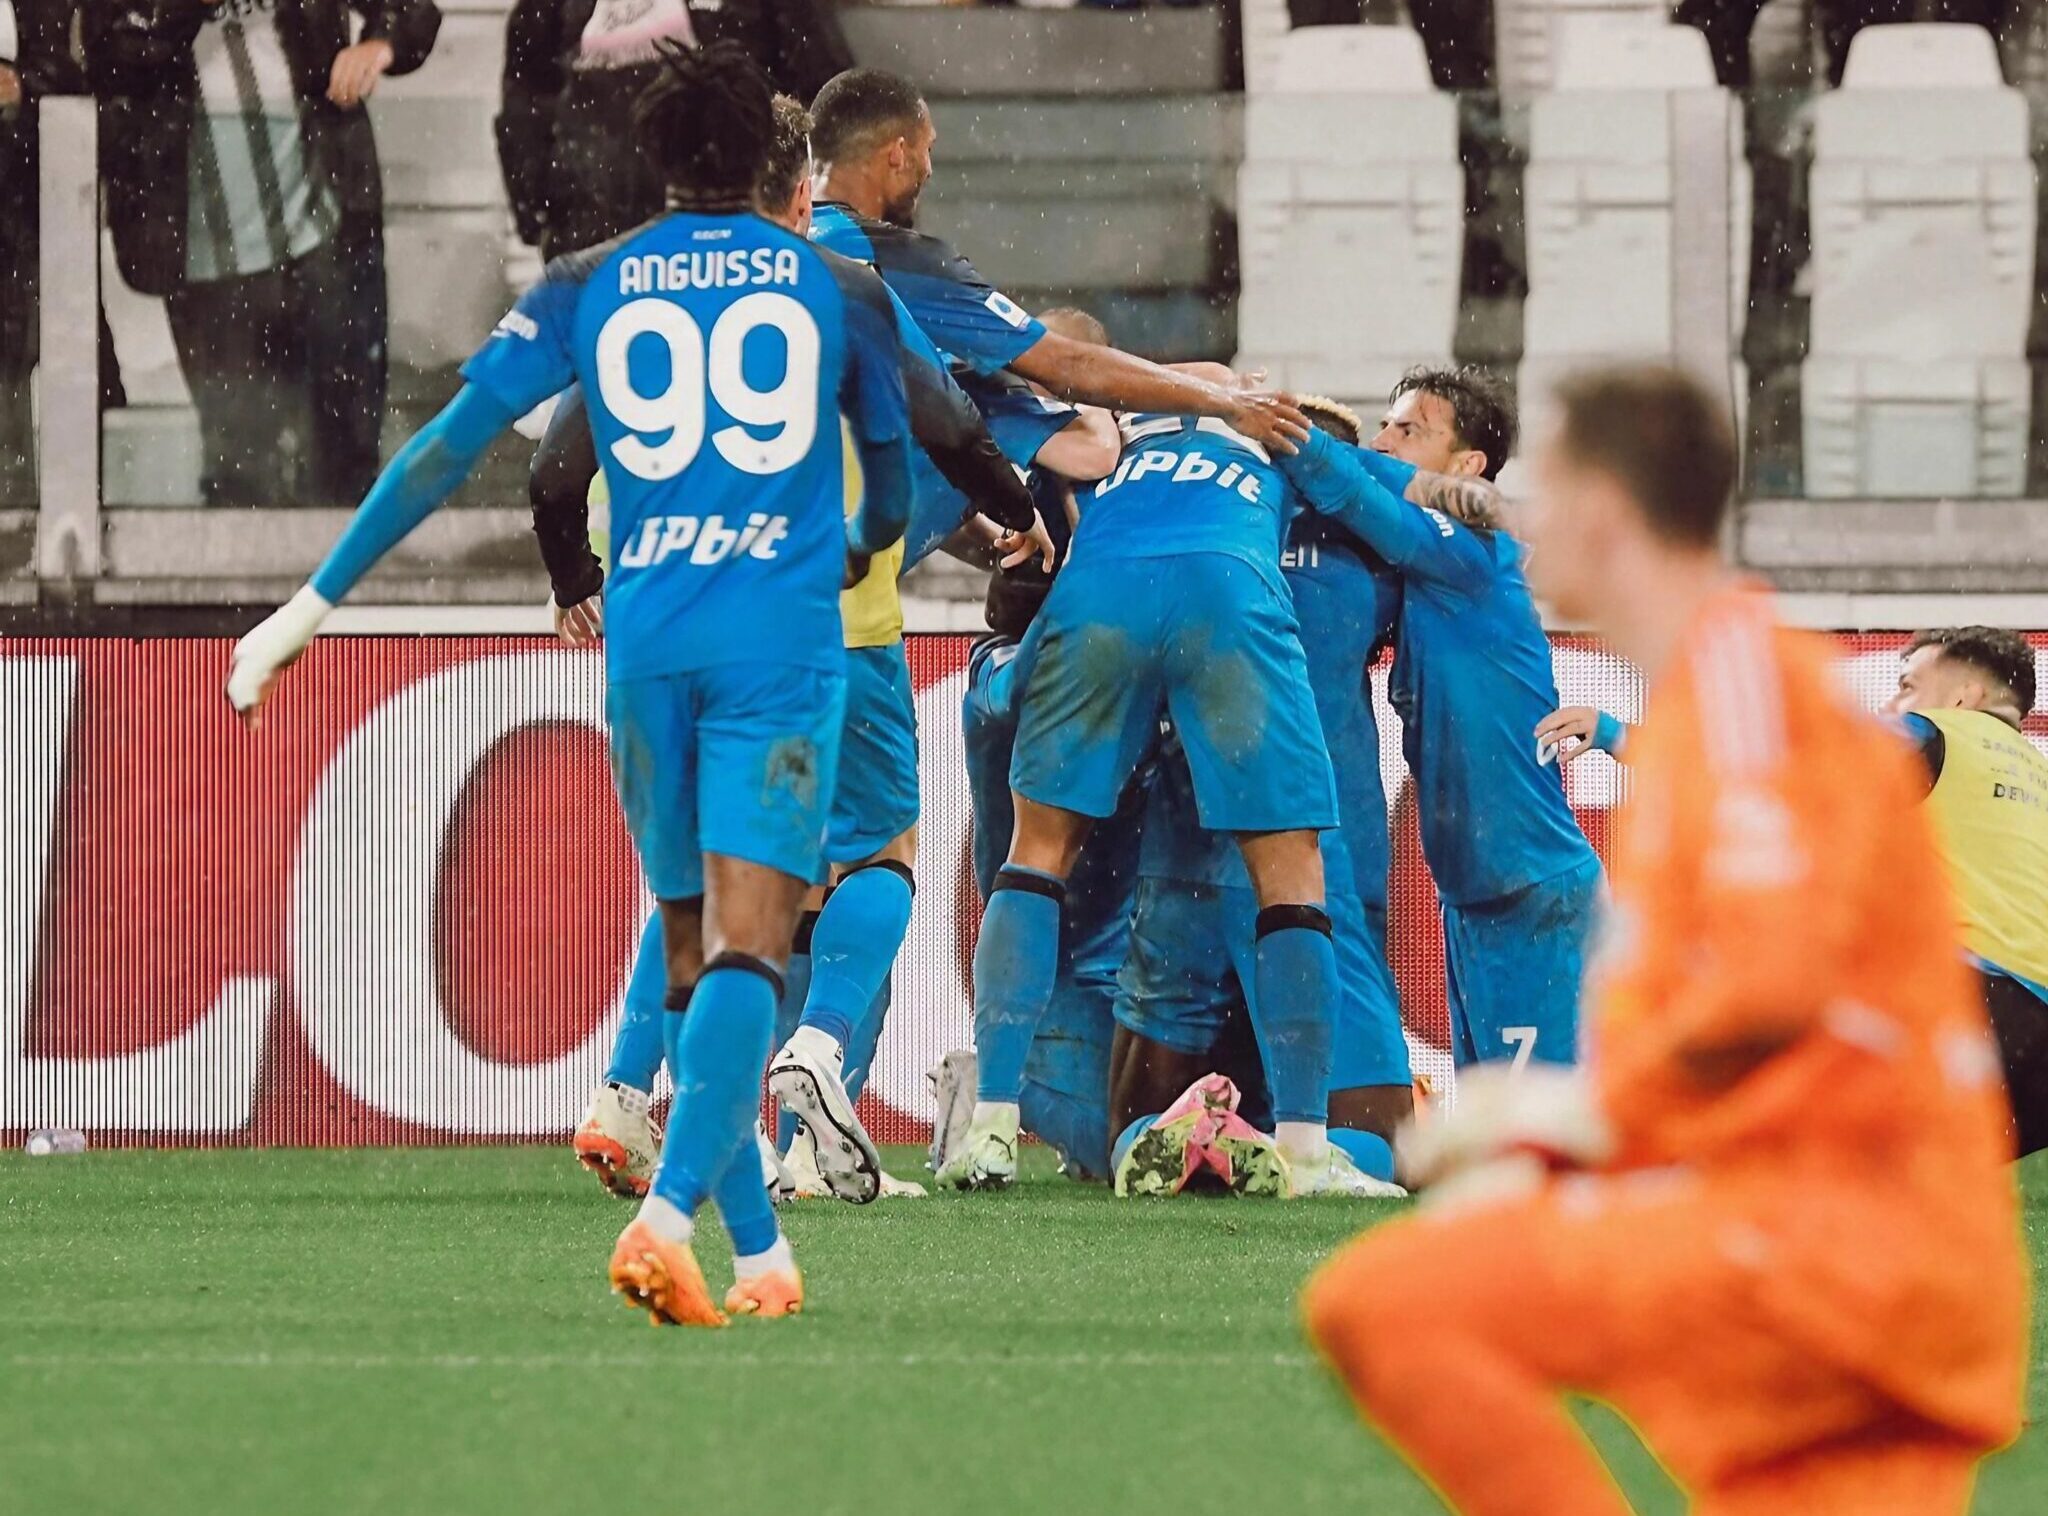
left=1517, top=26, right=1747, bottom=441
left=1802, top=24, right=2037, bottom=497
left=1235, top=25, right=1460, bottom=410
left=1492, top=0, right=1666, bottom=97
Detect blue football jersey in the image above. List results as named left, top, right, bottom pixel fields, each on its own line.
left=462, top=212, right=909, bottom=683
left=1074, top=415, right=1294, bottom=585
left=811, top=202, right=1047, bottom=376
left=1277, top=432, right=1598, bottom=905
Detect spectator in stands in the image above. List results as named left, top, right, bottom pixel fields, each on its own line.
left=1675, top=0, right=2017, bottom=88
left=86, top=0, right=441, bottom=507
left=496, top=0, right=853, bottom=261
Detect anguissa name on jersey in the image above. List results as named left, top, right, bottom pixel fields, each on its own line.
left=616, top=247, right=806, bottom=296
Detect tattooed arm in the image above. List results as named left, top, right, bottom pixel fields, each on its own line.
left=1274, top=425, right=1498, bottom=599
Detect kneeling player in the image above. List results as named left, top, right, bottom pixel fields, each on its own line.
left=1305, top=367, right=2025, bottom=1514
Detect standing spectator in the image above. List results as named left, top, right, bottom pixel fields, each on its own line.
left=86, top=0, right=440, bottom=507
left=495, top=0, right=852, bottom=262
left=1675, top=0, right=2018, bottom=88
left=1, top=0, right=86, bottom=502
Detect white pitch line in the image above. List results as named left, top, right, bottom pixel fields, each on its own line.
left=7, top=1349, right=1316, bottom=1373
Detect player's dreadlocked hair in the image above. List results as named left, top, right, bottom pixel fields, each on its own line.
left=633, top=40, right=777, bottom=208
left=1295, top=395, right=1362, bottom=447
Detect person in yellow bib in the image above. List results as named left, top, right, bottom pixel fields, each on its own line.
left=1540, top=623, right=2048, bottom=1158
left=1882, top=626, right=2048, bottom=1158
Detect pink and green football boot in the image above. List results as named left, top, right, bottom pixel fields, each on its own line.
left=1113, top=1075, right=1290, bottom=1198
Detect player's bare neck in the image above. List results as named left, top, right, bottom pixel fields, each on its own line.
left=1606, top=550, right=1733, bottom=684
left=813, top=168, right=888, bottom=225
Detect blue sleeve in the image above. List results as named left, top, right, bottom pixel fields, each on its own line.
left=834, top=265, right=915, bottom=554
left=1277, top=428, right=1495, bottom=600
left=1896, top=712, right=1945, bottom=789
left=459, top=262, right=586, bottom=418
left=887, top=241, right=1046, bottom=374
left=309, top=385, right=519, bottom=602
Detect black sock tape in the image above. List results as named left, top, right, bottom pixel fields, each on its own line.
left=704, top=951, right=786, bottom=1001
left=843, top=857, right=916, bottom=895
left=1255, top=903, right=1332, bottom=940
left=662, top=979, right=698, bottom=1013
left=994, top=865, right=1066, bottom=904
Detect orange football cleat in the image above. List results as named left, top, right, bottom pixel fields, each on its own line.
left=608, top=1218, right=726, bottom=1328
left=724, top=1268, right=805, bottom=1319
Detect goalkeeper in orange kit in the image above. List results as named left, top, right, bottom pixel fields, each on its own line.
left=1296, top=366, right=2027, bottom=1515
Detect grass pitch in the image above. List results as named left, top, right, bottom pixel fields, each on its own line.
left=5, top=1146, right=2044, bottom=1516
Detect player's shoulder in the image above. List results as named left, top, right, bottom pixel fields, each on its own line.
left=848, top=213, right=972, bottom=282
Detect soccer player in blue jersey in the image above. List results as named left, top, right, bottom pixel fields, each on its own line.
left=555, top=93, right=1050, bottom=1206
left=1105, top=397, right=1423, bottom=1197
left=805, top=68, right=1296, bottom=470
left=1273, top=367, right=1603, bottom=1073
left=226, top=43, right=916, bottom=1326
left=940, top=403, right=1477, bottom=1194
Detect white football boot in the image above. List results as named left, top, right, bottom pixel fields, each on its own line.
left=767, top=1027, right=882, bottom=1204
left=925, top=1050, right=977, bottom=1175
left=573, top=1082, right=660, bottom=1199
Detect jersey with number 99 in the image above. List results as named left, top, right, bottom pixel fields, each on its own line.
left=462, top=211, right=911, bottom=683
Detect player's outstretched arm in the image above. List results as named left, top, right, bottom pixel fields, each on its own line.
left=1009, top=332, right=1307, bottom=453
left=225, top=384, right=518, bottom=726
left=1274, top=423, right=1493, bottom=597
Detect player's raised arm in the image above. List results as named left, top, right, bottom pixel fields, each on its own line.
left=1008, top=332, right=1307, bottom=454
left=222, top=383, right=520, bottom=725
left=1274, top=423, right=1496, bottom=598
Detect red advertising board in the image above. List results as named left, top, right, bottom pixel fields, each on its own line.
left=4, top=632, right=2043, bottom=1147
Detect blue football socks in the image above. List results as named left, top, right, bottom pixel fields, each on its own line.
left=651, top=961, right=780, bottom=1217
left=1329, top=1127, right=1398, bottom=1182
left=604, top=907, right=669, bottom=1093
left=1251, top=907, right=1338, bottom=1127
left=972, top=867, right=1065, bottom=1103
left=799, top=863, right=913, bottom=1051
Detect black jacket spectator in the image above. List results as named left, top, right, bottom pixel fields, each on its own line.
left=86, top=0, right=441, bottom=297
left=2, top=0, right=85, bottom=384
left=495, top=0, right=852, bottom=258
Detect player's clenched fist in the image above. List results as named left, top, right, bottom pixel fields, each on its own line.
left=224, top=588, right=333, bottom=730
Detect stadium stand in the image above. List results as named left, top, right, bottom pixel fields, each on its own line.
left=1802, top=22, right=2036, bottom=498
left=1492, top=0, right=1664, bottom=96
left=11, top=0, right=2048, bottom=605
left=1235, top=22, right=1462, bottom=414
left=1517, top=22, right=1747, bottom=442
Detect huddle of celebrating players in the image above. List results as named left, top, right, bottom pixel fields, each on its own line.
left=224, top=38, right=2036, bottom=1511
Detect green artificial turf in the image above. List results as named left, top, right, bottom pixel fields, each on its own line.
left=3, top=1146, right=2043, bottom=1516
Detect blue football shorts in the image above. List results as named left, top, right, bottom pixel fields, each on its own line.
left=607, top=661, right=844, bottom=901
left=1010, top=554, right=1337, bottom=833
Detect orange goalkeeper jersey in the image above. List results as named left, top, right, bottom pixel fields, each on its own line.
left=1584, top=581, right=2026, bottom=1445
